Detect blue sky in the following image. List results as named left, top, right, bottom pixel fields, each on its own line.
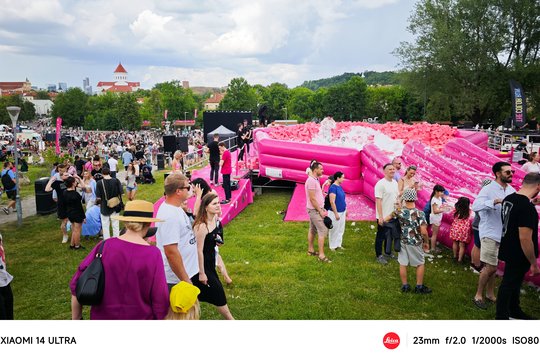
left=0, top=0, right=416, bottom=90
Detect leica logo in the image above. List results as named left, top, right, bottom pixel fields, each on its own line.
left=383, top=332, right=400, bottom=349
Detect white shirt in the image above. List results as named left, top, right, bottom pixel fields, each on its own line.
left=430, top=196, right=443, bottom=223
left=374, top=177, right=399, bottom=219
left=107, top=158, right=118, bottom=172
left=472, top=181, right=516, bottom=242
left=521, top=161, right=540, bottom=173
left=155, top=202, right=198, bottom=283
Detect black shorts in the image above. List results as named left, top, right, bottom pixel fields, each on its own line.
left=5, top=190, right=15, bottom=201
left=57, top=205, right=67, bottom=220
left=68, top=216, right=85, bottom=224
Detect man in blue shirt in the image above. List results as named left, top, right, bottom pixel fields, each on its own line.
left=1, top=161, right=16, bottom=215
left=122, top=149, right=133, bottom=171
left=471, top=161, right=516, bottom=310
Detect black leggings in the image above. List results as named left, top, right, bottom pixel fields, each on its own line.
left=0, top=283, right=14, bottom=320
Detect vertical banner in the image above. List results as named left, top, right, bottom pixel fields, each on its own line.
left=194, top=108, right=198, bottom=119
left=509, top=80, right=527, bottom=129
left=164, top=109, right=168, bottom=120
left=55, top=117, right=62, bottom=155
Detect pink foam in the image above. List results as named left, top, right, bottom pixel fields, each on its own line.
left=283, top=184, right=376, bottom=222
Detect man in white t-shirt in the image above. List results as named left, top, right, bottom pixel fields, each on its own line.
left=156, top=173, right=198, bottom=289
left=107, top=154, right=118, bottom=178
left=374, top=163, right=399, bottom=265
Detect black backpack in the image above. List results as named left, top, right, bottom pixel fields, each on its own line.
left=1, top=170, right=15, bottom=190
left=324, top=193, right=331, bottom=210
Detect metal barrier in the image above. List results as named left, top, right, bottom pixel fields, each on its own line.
left=183, top=135, right=239, bottom=172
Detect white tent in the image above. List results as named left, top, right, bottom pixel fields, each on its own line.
left=207, top=125, right=237, bottom=148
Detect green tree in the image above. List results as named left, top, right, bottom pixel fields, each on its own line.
left=35, top=90, right=50, bottom=100
left=0, top=95, right=35, bottom=124
left=288, top=87, right=314, bottom=122
left=264, top=83, right=290, bottom=120
left=396, top=0, right=540, bottom=124
left=116, top=93, right=141, bottom=130
left=155, top=81, right=197, bottom=121
left=219, top=78, right=258, bottom=113
left=139, top=89, right=162, bottom=128
left=322, top=76, right=368, bottom=120
left=51, top=88, right=88, bottom=127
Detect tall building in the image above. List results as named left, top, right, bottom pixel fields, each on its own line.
left=58, top=82, right=67, bottom=92
left=47, top=84, right=57, bottom=92
left=96, top=63, right=140, bottom=94
left=182, top=80, right=190, bottom=89
left=83, top=77, right=92, bottom=95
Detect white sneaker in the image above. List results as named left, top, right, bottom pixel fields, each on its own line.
left=62, top=235, right=69, bottom=244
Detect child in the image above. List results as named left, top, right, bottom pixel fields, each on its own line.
left=428, top=184, right=447, bottom=253
left=394, top=188, right=432, bottom=294
left=450, top=197, right=472, bottom=263
left=0, top=233, right=14, bottom=319
left=165, top=281, right=201, bottom=320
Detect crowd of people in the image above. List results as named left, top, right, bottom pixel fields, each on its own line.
left=304, top=157, right=539, bottom=319
left=1, top=119, right=539, bottom=321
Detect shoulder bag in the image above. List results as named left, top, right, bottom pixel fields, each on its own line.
left=101, top=179, right=121, bottom=208
left=75, top=240, right=106, bottom=305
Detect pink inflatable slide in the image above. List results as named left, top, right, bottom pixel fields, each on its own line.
left=254, top=122, right=540, bottom=287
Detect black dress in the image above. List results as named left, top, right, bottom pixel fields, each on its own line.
left=63, top=190, right=85, bottom=223
left=191, top=221, right=227, bottom=306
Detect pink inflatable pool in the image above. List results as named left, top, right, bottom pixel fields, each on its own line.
left=255, top=121, right=540, bottom=287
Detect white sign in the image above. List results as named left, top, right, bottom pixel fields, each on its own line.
left=265, top=167, right=283, bottom=178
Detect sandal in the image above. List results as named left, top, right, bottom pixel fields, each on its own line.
left=318, top=256, right=332, bottom=263
left=472, top=298, right=488, bottom=310
left=307, top=251, right=319, bottom=256
left=485, top=297, right=496, bottom=304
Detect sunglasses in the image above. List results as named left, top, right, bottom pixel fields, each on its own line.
left=502, top=170, right=515, bottom=175
left=407, top=165, right=417, bottom=171
left=177, top=185, right=191, bottom=191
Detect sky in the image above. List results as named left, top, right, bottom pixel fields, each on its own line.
left=0, top=0, right=417, bottom=91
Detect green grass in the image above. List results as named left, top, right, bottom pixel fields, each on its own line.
left=2, top=175, right=540, bottom=319
left=0, top=165, right=50, bottom=205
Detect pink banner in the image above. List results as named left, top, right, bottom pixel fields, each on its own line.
left=55, top=117, right=62, bottom=155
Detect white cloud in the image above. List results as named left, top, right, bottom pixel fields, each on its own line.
left=0, top=0, right=413, bottom=89
left=0, top=0, right=74, bottom=25
left=130, top=10, right=174, bottom=45
left=351, top=0, right=400, bottom=9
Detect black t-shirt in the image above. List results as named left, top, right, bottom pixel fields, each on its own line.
left=207, top=140, right=220, bottom=161
left=63, top=190, right=85, bottom=221
left=500, top=193, right=539, bottom=264
left=74, top=159, right=86, bottom=174
left=95, top=178, right=123, bottom=216
left=51, top=180, right=67, bottom=204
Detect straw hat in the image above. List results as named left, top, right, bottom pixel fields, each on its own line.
left=111, top=200, right=163, bottom=223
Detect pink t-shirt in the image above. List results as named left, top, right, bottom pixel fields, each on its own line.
left=221, top=150, right=232, bottom=175
left=305, top=175, right=324, bottom=210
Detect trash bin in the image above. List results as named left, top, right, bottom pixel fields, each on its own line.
left=157, top=153, right=165, bottom=170
left=35, top=177, right=57, bottom=215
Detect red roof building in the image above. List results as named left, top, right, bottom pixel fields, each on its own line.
left=0, top=79, right=32, bottom=96
left=204, top=93, right=225, bottom=110
left=96, top=63, right=140, bottom=95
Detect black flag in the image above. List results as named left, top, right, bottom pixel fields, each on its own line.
left=509, top=80, right=527, bottom=129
